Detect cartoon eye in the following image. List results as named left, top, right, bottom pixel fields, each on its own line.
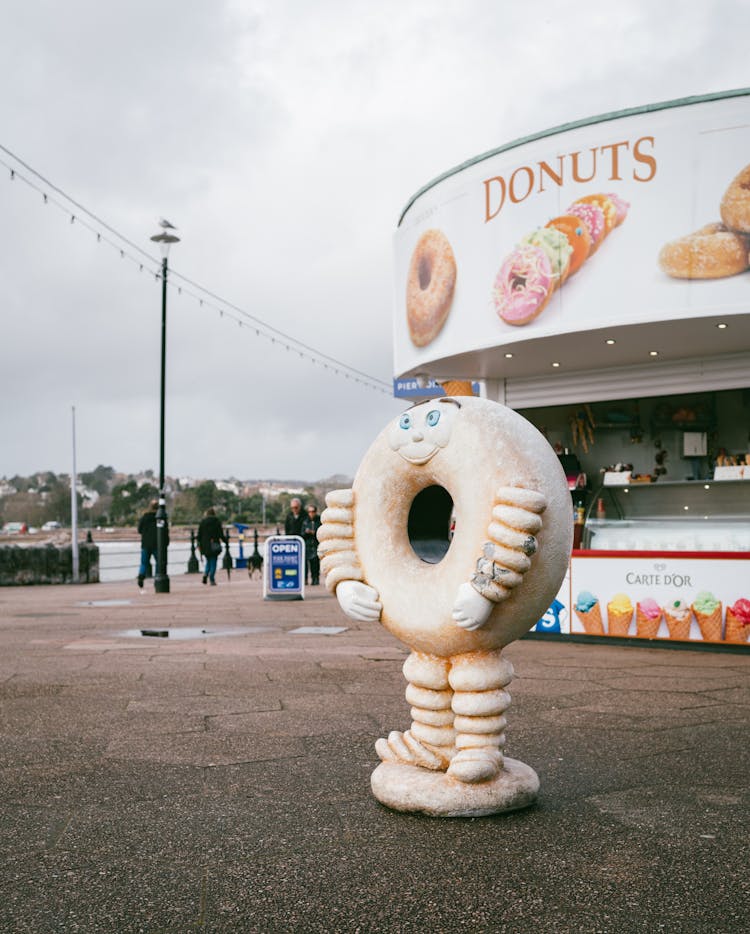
left=399, top=414, right=412, bottom=430
left=425, top=409, right=441, bottom=427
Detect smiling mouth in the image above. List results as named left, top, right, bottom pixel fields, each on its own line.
left=399, top=447, right=439, bottom=465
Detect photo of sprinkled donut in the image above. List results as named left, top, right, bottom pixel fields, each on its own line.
left=406, top=228, right=457, bottom=347
left=492, top=192, right=629, bottom=327
left=659, top=162, right=750, bottom=280
left=492, top=245, right=554, bottom=327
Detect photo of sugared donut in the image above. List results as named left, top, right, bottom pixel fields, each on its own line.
left=658, top=223, right=750, bottom=279
left=720, top=163, right=750, bottom=233
left=406, top=229, right=457, bottom=347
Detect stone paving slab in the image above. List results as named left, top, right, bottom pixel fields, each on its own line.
left=1, top=574, right=749, bottom=932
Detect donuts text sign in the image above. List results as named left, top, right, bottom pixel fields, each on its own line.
left=318, top=396, right=572, bottom=816
left=394, top=90, right=750, bottom=381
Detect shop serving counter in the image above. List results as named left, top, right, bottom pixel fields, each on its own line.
left=531, top=479, right=750, bottom=647
left=582, top=478, right=750, bottom=552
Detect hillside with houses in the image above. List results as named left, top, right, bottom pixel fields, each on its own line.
left=0, top=466, right=351, bottom=533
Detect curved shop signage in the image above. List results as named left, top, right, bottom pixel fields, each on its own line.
left=394, top=89, right=750, bottom=377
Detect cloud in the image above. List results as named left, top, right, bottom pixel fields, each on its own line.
left=0, top=0, right=748, bottom=478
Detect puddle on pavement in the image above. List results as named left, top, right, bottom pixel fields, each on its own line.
left=78, top=599, right=133, bottom=607
left=117, top=626, right=279, bottom=640
left=289, top=626, right=348, bottom=635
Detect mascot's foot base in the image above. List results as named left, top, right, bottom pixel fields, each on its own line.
left=371, top=757, right=539, bottom=817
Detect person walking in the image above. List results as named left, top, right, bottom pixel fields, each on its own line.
left=136, top=499, right=162, bottom=591
left=284, top=497, right=305, bottom=537
left=302, top=502, right=321, bottom=585
left=197, top=507, right=228, bottom=586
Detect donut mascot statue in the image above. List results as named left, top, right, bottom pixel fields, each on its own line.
left=318, top=394, right=572, bottom=817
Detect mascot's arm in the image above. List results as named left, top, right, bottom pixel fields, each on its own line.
left=318, top=489, right=382, bottom=622
left=453, top=483, right=547, bottom=631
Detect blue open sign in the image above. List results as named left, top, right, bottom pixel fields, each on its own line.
left=263, top=535, right=305, bottom=601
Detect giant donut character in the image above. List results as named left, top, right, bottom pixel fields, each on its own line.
left=318, top=396, right=572, bottom=816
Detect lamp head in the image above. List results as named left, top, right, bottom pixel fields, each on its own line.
left=150, top=228, right=180, bottom=260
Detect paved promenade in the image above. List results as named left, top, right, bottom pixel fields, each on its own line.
left=1, top=572, right=748, bottom=933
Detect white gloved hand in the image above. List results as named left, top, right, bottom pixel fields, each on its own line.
left=336, top=580, right=382, bottom=622
left=452, top=582, right=493, bottom=631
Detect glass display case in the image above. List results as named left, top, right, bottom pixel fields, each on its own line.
left=581, top=479, right=750, bottom=553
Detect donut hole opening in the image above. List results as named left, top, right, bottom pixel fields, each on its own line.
left=407, top=485, right=454, bottom=564
left=418, top=255, right=433, bottom=290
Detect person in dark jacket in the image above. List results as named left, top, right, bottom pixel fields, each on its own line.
left=302, top=503, right=321, bottom=585
left=284, top=497, right=305, bottom=536
left=136, top=499, right=162, bottom=591
left=197, top=507, right=228, bottom=586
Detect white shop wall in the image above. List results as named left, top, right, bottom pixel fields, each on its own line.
left=518, top=388, right=750, bottom=483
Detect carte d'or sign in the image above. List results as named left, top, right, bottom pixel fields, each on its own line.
left=393, top=90, right=750, bottom=378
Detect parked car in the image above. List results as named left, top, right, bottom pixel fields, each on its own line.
left=41, top=521, right=62, bottom=531
left=2, top=521, right=28, bottom=535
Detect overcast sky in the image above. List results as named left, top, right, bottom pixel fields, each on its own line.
left=1, top=0, right=748, bottom=482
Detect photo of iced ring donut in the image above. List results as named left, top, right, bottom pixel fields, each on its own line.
left=491, top=192, right=629, bottom=327
left=658, top=162, right=750, bottom=280
left=405, top=228, right=457, bottom=347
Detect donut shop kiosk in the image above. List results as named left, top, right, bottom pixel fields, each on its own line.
left=393, top=88, right=750, bottom=649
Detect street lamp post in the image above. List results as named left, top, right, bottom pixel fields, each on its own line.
left=150, top=220, right=180, bottom=594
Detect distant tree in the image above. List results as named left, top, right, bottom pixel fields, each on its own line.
left=2, top=492, right=48, bottom=526
left=110, top=480, right=158, bottom=525
left=195, top=481, right=218, bottom=514
left=9, top=475, right=30, bottom=493
left=171, top=489, right=200, bottom=525
left=80, top=465, right=115, bottom=495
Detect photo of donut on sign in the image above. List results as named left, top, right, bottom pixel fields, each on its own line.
left=405, top=228, right=457, bottom=347
left=491, top=192, right=629, bottom=327
left=658, top=163, right=750, bottom=280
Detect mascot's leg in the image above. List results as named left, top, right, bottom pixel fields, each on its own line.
left=446, top=650, right=514, bottom=784
left=375, top=652, right=455, bottom=771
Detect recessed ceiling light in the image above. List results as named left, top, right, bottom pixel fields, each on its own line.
left=717, top=323, right=728, bottom=329
left=605, top=339, right=616, bottom=345
left=504, top=352, right=513, bottom=359
left=552, top=362, right=560, bottom=368
left=649, top=350, right=659, bottom=356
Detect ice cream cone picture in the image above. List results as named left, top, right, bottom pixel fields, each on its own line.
left=636, top=598, right=662, bottom=639
left=663, top=599, right=692, bottom=641
left=606, top=593, right=633, bottom=636
left=691, top=591, right=723, bottom=642
left=724, top=599, right=750, bottom=644
left=440, top=380, right=476, bottom=397
left=573, top=591, right=604, bottom=635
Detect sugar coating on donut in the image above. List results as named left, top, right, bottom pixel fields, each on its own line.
left=406, top=228, right=457, bottom=347
left=658, top=222, right=750, bottom=279
left=720, top=162, right=750, bottom=233
left=492, top=245, right=553, bottom=326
